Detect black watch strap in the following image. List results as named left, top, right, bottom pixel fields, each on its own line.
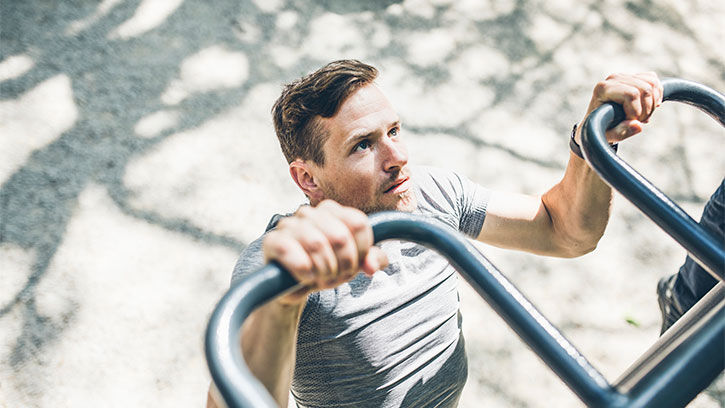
left=570, top=123, right=618, bottom=160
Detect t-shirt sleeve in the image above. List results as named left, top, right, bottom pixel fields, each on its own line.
left=230, top=212, right=294, bottom=286
left=454, top=173, right=491, bottom=238
left=230, top=234, right=266, bottom=286
left=453, top=171, right=490, bottom=238
left=414, top=166, right=490, bottom=239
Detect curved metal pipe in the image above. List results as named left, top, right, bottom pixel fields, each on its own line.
left=580, top=78, right=725, bottom=281
left=613, top=282, right=724, bottom=408
left=206, top=77, right=725, bottom=408
left=205, top=212, right=621, bottom=408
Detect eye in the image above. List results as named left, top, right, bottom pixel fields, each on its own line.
left=353, top=139, right=370, bottom=153
left=389, top=127, right=400, bottom=137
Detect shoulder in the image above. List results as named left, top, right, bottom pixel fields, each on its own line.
left=231, top=234, right=266, bottom=286
left=411, top=165, right=490, bottom=237
left=412, top=165, right=460, bottom=184
left=412, top=165, right=471, bottom=203
left=412, top=165, right=467, bottom=196
left=230, top=209, right=297, bottom=286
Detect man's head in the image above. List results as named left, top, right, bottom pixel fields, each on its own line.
left=272, top=60, right=378, bottom=166
left=272, top=60, right=416, bottom=213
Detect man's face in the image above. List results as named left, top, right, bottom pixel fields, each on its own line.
left=310, top=84, right=416, bottom=214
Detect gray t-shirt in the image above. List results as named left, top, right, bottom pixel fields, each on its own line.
left=232, top=166, right=490, bottom=408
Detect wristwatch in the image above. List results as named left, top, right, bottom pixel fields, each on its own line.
left=569, top=123, right=618, bottom=159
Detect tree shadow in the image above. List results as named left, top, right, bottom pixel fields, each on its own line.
left=0, top=0, right=721, bottom=404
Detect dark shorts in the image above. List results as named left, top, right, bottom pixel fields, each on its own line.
left=673, top=178, right=724, bottom=312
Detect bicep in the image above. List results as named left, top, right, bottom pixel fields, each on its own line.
left=477, top=190, right=559, bottom=255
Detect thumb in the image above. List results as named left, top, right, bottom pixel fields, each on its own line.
left=606, top=120, right=642, bottom=142
left=361, top=246, right=388, bottom=276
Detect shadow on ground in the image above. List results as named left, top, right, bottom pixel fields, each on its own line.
left=1, top=0, right=723, bottom=407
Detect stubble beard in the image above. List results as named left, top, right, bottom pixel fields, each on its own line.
left=359, top=189, right=416, bottom=215
left=321, top=183, right=416, bottom=215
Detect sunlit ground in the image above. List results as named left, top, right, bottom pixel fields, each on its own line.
left=1, top=1, right=723, bottom=407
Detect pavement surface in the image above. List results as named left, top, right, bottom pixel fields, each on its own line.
left=1, top=0, right=723, bottom=407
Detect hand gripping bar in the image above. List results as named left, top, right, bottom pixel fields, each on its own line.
left=580, top=77, right=725, bottom=281
left=206, top=78, right=725, bottom=408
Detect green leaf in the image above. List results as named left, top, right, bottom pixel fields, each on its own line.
left=625, top=316, right=640, bottom=327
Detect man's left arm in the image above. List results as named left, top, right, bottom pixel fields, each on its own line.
left=477, top=72, right=663, bottom=257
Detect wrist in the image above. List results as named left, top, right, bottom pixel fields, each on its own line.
left=247, top=298, right=305, bottom=333
left=569, top=123, right=618, bottom=160
left=275, top=288, right=310, bottom=309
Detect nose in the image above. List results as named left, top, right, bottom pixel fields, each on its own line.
left=381, top=137, right=408, bottom=172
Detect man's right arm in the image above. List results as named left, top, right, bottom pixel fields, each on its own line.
left=241, top=298, right=305, bottom=406
left=208, top=200, right=387, bottom=407
left=207, top=299, right=304, bottom=408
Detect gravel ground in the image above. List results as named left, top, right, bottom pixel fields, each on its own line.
left=1, top=1, right=723, bottom=407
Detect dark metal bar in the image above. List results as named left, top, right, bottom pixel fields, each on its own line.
left=613, top=283, right=724, bottom=408
left=580, top=78, right=725, bottom=281
left=205, top=262, right=298, bottom=408
left=662, top=79, right=725, bottom=126
left=206, top=77, right=725, bottom=408
left=205, top=212, right=623, bottom=408
left=579, top=77, right=725, bottom=406
left=371, top=213, right=621, bottom=408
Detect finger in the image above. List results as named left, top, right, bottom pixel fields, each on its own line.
left=303, top=202, right=360, bottom=284
left=597, top=80, right=643, bottom=121
left=636, top=79, right=654, bottom=122
left=606, top=120, right=642, bottom=142
left=618, top=75, right=657, bottom=122
left=638, top=71, right=663, bottom=107
left=263, top=230, right=315, bottom=285
left=361, top=246, right=388, bottom=276
left=319, top=201, right=373, bottom=267
left=288, top=217, right=338, bottom=288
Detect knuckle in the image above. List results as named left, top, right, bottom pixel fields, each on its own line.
left=327, top=232, right=348, bottom=249
left=319, top=199, right=339, bottom=210
left=338, top=255, right=354, bottom=273
left=293, top=260, right=313, bottom=279
left=346, top=211, right=368, bottom=232
left=263, top=229, right=279, bottom=242
left=263, top=231, right=282, bottom=251
left=298, top=256, right=313, bottom=272
left=264, top=239, right=289, bottom=262
left=296, top=205, right=313, bottom=217
left=594, top=81, right=607, bottom=93
left=625, top=89, right=640, bottom=101
left=302, top=234, right=324, bottom=253
left=277, top=217, right=295, bottom=230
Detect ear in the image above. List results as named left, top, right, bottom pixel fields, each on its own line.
left=289, top=160, right=324, bottom=203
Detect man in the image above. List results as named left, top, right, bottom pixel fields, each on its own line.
left=207, top=60, right=662, bottom=407
left=657, top=178, right=723, bottom=334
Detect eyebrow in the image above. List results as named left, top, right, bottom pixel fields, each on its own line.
left=345, top=120, right=401, bottom=147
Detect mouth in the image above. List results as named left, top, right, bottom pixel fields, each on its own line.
left=383, top=176, right=410, bottom=194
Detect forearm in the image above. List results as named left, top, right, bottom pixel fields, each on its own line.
left=479, top=73, right=660, bottom=258
left=241, top=299, right=305, bottom=406
left=541, top=147, right=613, bottom=257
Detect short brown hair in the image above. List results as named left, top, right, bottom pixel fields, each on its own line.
left=272, top=60, right=378, bottom=165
